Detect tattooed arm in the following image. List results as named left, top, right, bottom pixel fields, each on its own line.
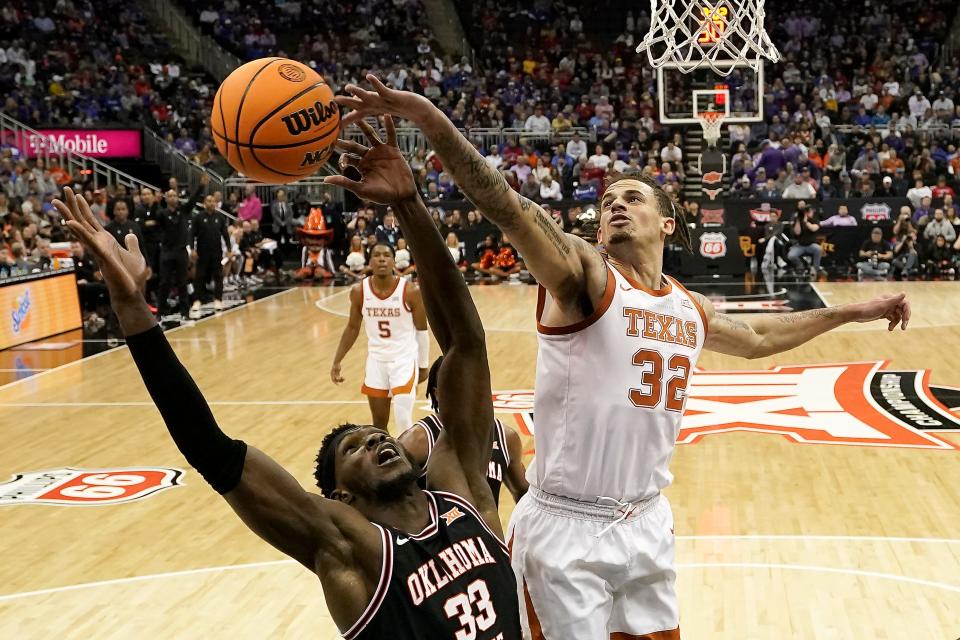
left=695, top=292, right=912, bottom=359
left=335, top=76, right=604, bottom=303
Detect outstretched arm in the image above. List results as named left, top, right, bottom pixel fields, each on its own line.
left=335, top=75, right=595, bottom=301
left=53, top=189, right=381, bottom=622
left=325, top=117, right=500, bottom=531
left=698, top=292, right=911, bottom=359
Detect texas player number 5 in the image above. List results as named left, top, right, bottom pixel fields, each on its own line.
left=629, top=349, right=691, bottom=412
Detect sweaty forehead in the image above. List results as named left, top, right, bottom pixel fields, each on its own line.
left=605, top=179, right=650, bottom=197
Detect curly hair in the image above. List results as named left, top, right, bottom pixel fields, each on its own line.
left=314, top=423, right=363, bottom=497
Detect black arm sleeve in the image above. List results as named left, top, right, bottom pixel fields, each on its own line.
left=126, top=325, right=247, bottom=494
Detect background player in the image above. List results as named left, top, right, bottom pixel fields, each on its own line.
left=335, top=77, right=913, bottom=640
left=331, top=244, right=429, bottom=432
left=400, top=355, right=529, bottom=505
left=53, top=114, right=520, bottom=639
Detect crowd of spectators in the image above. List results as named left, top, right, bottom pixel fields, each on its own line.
left=5, top=0, right=960, bottom=292
left=0, top=1, right=228, bottom=174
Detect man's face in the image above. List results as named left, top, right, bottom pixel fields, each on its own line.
left=165, top=190, right=179, bottom=209
left=369, top=244, right=395, bottom=276
left=934, top=209, right=944, bottom=221
left=114, top=202, right=129, bottom=222
left=597, top=179, right=672, bottom=248
left=871, top=229, right=883, bottom=242
left=204, top=195, right=216, bottom=212
left=384, top=212, right=396, bottom=228
left=838, top=205, right=848, bottom=216
left=332, top=426, right=419, bottom=506
left=141, top=189, right=154, bottom=205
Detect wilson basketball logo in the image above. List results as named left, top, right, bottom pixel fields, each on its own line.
left=281, top=100, right=339, bottom=136
left=0, top=467, right=184, bottom=506
left=699, top=232, right=727, bottom=258
left=277, top=63, right=307, bottom=82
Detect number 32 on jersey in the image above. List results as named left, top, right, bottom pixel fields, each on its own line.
left=630, top=349, right=691, bottom=412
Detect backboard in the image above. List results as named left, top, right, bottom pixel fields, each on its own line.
left=657, top=59, right=764, bottom=124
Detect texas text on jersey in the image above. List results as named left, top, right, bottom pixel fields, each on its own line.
left=413, top=415, right=510, bottom=504
left=341, top=491, right=521, bottom=640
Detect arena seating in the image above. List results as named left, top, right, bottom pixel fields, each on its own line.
left=3, top=0, right=960, bottom=285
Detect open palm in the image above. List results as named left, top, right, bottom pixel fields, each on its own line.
left=53, top=187, right=147, bottom=300
left=335, top=74, right=430, bottom=127
left=324, top=116, right=418, bottom=205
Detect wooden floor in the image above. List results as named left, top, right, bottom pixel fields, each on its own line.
left=1, top=281, right=959, bottom=639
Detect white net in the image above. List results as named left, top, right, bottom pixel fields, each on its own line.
left=637, top=0, right=780, bottom=75
left=696, top=110, right=726, bottom=147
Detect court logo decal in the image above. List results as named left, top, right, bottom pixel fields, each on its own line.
left=492, top=362, right=960, bottom=449
left=0, top=467, right=185, bottom=506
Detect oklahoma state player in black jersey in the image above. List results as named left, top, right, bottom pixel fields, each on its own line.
left=323, top=117, right=521, bottom=639
left=401, top=356, right=529, bottom=506
left=53, top=117, right=519, bottom=640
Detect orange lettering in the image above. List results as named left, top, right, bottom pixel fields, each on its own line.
left=642, top=310, right=657, bottom=339
left=685, top=321, right=697, bottom=347
left=655, top=313, right=674, bottom=343
left=623, top=307, right=644, bottom=337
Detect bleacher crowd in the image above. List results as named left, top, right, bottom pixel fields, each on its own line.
left=3, top=0, right=960, bottom=302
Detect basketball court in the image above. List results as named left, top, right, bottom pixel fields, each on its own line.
left=1, top=281, right=959, bottom=638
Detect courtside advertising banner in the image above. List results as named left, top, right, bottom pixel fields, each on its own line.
left=2, top=129, right=143, bottom=159
left=1, top=272, right=82, bottom=350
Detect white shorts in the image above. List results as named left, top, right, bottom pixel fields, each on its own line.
left=508, top=487, right=679, bottom=640
left=361, top=356, right=417, bottom=398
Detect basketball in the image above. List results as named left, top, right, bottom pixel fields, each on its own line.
left=212, top=57, right=340, bottom=184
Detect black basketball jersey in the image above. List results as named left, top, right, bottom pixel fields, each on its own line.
left=342, top=491, right=521, bottom=640
left=414, top=415, right=510, bottom=504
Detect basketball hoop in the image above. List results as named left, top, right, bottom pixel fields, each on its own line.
left=637, top=0, right=780, bottom=75
left=696, top=109, right=726, bottom=148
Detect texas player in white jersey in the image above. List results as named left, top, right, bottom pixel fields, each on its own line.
left=331, top=243, right=429, bottom=432
left=336, top=81, right=912, bottom=640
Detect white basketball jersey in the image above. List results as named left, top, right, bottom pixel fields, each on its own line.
left=531, top=263, right=706, bottom=502
left=362, top=277, right=417, bottom=362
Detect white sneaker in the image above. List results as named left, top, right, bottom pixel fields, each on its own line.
left=213, top=300, right=223, bottom=311
left=191, top=300, right=201, bottom=311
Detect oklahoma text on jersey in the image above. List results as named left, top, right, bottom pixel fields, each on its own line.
left=406, top=534, right=499, bottom=605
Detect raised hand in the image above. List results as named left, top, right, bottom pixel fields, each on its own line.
left=324, top=116, right=418, bottom=205
left=847, top=292, right=911, bottom=331
left=53, top=187, right=146, bottom=301
left=335, top=75, right=431, bottom=128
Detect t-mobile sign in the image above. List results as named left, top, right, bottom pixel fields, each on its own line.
left=10, top=129, right=143, bottom=159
